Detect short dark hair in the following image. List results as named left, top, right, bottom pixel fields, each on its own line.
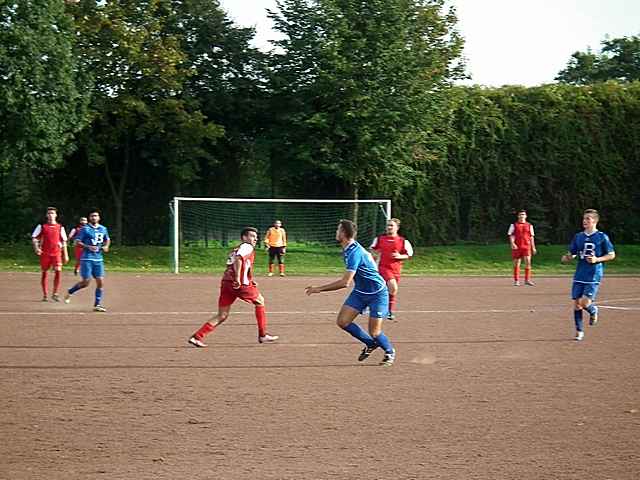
left=583, top=209, right=599, bottom=221
left=517, top=209, right=527, bottom=214
left=88, top=209, right=100, bottom=216
left=241, top=226, right=258, bottom=238
left=338, top=219, right=357, bottom=239
left=46, top=206, right=58, bottom=213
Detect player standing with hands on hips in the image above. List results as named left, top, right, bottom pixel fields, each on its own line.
left=64, top=210, right=110, bottom=312
left=306, top=219, right=396, bottom=366
left=508, top=210, right=537, bottom=286
left=561, top=209, right=615, bottom=341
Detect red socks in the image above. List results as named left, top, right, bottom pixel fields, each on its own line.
left=513, top=265, right=520, bottom=281
left=41, top=271, right=48, bottom=296
left=279, top=264, right=285, bottom=275
left=389, top=294, right=397, bottom=313
left=193, top=322, right=215, bottom=340
left=53, top=270, right=61, bottom=293
left=525, top=267, right=531, bottom=281
left=255, top=305, right=267, bottom=337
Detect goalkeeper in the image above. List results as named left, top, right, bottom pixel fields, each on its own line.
left=264, top=219, right=287, bottom=277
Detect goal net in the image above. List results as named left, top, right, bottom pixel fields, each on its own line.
left=170, top=197, right=391, bottom=273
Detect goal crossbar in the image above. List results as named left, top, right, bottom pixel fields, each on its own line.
left=171, top=197, right=391, bottom=273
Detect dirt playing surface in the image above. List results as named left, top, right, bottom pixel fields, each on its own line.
left=1, top=272, right=639, bottom=480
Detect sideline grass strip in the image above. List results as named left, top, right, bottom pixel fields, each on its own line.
left=1, top=243, right=639, bottom=275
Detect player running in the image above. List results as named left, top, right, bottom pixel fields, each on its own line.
left=561, top=209, right=615, bottom=341
left=189, top=227, right=279, bottom=347
left=306, top=219, right=396, bottom=366
left=31, top=207, right=69, bottom=302
left=508, top=210, right=537, bottom=286
left=68, top=216, right=88, bottom=276
left=64, top=210, right=110, bottom=312
left=370, top=217, right=413, bottom=320
left=264, top=219, right=287, bottom=277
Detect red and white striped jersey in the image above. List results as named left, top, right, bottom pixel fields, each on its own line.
left=221, top=243, right=255, bottom=285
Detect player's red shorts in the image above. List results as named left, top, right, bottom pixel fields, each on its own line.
left=40, top=254, right=62, bottom=270
left=511, top=247, right=532, bottom=259
left=218, top=281, right=261, bottom=307
left=379, top=266, right=401, bottom=283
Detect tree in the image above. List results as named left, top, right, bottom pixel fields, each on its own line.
left=165, top=0, right=271, bottom=197
left=556, top=35, right=640, bottom=84
left=71, top=0, right=224, bottom=244
left=264, top=0, right=464, bottom=202
left=0, top=0, right=90, bottom=172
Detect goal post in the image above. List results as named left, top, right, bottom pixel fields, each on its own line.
left=170, top=197, right=391, bottom=274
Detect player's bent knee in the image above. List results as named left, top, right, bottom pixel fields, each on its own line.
left=337, top=318, right=351, bottom=329
left=578, top=297, right=592, bottom=308
left=254, top=295, right=265, bottom=306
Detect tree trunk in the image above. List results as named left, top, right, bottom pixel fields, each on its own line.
left=104, top=139, right=130, bottom=246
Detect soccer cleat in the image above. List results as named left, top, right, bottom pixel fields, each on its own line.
left=42, top=296, right=48, bottom=302
left=387, top=311, right=395, bottom=321
left=93, top=305, right=107, bottom=312
left=188, top=336, right=207, bottom=348
left=358, top=344, right=378, bottom=361
left=51, top=293, right=60, bottom=302
left=589, top=313, right=598, bottom=326
left=279, top=273, right=285, bottom=277
left=380, top=350, right=396, bottom=366
left=74, top=269, right=78, bottom=276
left=267, top=272, right=274, bottom=277
left=258, top=333, right=279, bottom=343
left=64, top=293, right=71, bottom=304
left=575, top=331, right=585, bottom=341
left=513, top=280, right=520, bottom=286
left=525, top=280, right=536, bottom=286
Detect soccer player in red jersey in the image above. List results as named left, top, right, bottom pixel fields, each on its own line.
left=68, top=216, right=88, bottom=276
left=31, top=207, right=69, bottom=301
left=188, top=227, right=279, bottom=347
left=369, top=218, right=413, bottom=320
left=508, top=210, right=537, bottom=286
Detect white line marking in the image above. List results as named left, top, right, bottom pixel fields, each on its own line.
left=599, top=297, right=640, bottom=304
left=0, top=308, right=539, bottom=316
left=600, top=306, right=639, bottom=311
left=0, top=299, right=636, bottom=317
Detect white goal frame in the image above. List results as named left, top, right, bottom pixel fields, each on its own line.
left=171, top=197, right=391, bottom=274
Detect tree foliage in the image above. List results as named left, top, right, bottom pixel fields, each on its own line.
left=264, top=0, right=464, bottom=198
left=556, top=35, right=640, bottom=84
left=2, top=2, right=639, bottom=247
left=395, top=82, right=640, bottom=245
left=70, top=0, right=225, bottom=244
left=0, top=0, right=90, bottom=172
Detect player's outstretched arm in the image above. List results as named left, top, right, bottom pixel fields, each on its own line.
left=305, top=271, right=355, bottom=295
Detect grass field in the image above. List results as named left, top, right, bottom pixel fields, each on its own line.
left=1, top=243, right=639, bottom=275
